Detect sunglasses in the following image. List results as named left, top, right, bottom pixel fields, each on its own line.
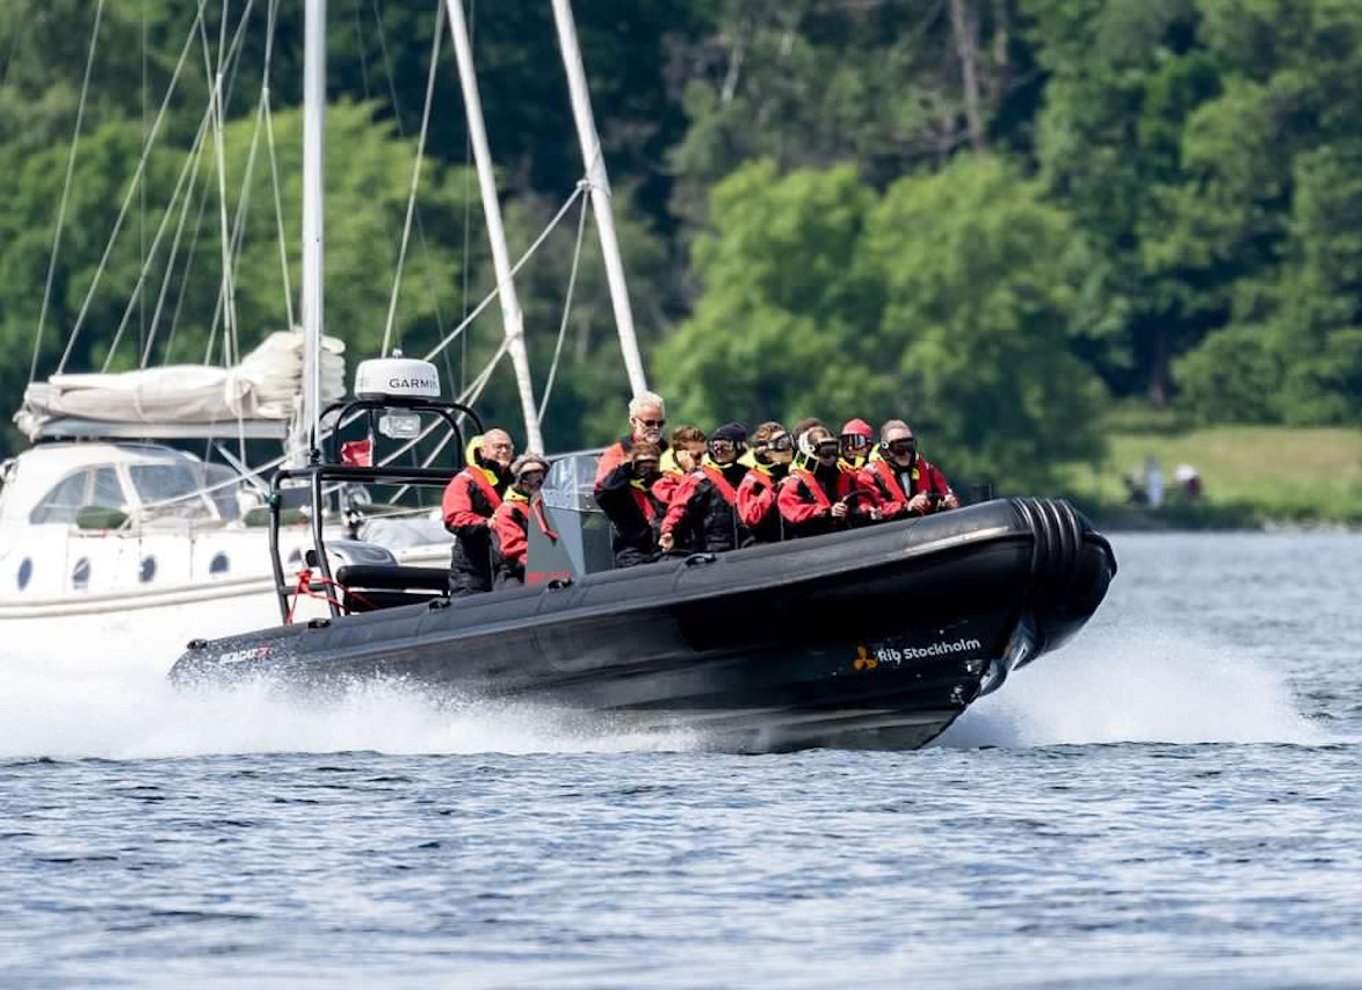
left=634, top=417, right=666, bottom=428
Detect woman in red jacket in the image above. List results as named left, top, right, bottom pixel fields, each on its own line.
left=736, top=421, right=794, bottom=543
left=490, top=454, right=556, bottom=589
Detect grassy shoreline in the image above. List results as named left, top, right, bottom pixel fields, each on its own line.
left=1058, top=424, right=1362, bottom=529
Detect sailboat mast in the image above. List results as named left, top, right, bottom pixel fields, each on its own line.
left=443, top=0, right=544, bottom=453
left=301, top=0, right=326, bottom=459
left=549, top=0, right=647, bottom=396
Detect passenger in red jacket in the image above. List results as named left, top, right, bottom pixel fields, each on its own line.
left=736, top=421, right=793, bottom=543
left=441, top=429, right=514, bottom=596
left=777, top=426, right=880, bottom=538
left=838, top=417, right=874, bottom=472
left=595, top=441, right=666, bottom=569
left=659, top=422, right=752, bottom=554
left=654, top=424, right=706, bottom=510
left=490, top=454, right=556, bottom=589
left=594, top=390, right=669, bottom=492
left=861, top=419, right=960, bottom=519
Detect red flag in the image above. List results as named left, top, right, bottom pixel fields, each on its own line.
left=341, top=439, right=373, bottom=467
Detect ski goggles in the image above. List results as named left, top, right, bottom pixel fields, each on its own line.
left=840, top=434, right=871, bottom=453
left=760, top=433, right=793, bottom=453
left=708, top=439, right=739, bottom=456
left=813, top=440, right=840, bottom=457
left=884, top=439, right=917, bottom=457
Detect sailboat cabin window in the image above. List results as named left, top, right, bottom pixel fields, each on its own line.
left=92, top=467, right=125, bottom=509
left=130, top=463, right=215, bottom=520
left=29, top=471, right=92, bottom=524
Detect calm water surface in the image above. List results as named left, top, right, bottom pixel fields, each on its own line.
left=2, top=533, right=1359, bottom=987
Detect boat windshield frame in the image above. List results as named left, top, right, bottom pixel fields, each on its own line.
left=268, top=396, right=484, bottom=622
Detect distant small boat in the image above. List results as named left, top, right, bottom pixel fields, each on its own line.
left=170, top=464, right=1116, bottom=752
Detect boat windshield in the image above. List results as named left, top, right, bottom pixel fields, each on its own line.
left=130, top=462, right=221, bottom=521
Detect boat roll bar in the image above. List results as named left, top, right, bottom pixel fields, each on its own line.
left=268, top=395, right=484, bottom=622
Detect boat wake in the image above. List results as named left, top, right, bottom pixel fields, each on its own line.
left=0, top=611, right=1327, bottom=760
left=0, top=624, right=697, bottom=761
left=938, top=624, right=1328, bottom=748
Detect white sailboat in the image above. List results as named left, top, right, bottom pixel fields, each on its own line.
left=0, top=0, right=648, bottom=661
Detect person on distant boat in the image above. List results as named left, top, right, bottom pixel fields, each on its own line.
left=839, top=418, right=874, bottom=471
left=736, top=421, right=794, bottom=543
left=861, top=420, right=959, bottom=518
left=594, top=391, right=669, bottom=492
left=778, top=426, right=880, bottom=538
left=655, top=424, right=706, bottom=508
left=490, top=454, right=556, bottom=590
left=595, top=441, right=666, bottom=568
left=658, top=422, right=752, bottom=554
left=442, top=428, right=515, bottom=596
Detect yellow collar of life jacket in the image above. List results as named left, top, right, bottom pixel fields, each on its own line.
left=659, top=448, right=684, bottom=476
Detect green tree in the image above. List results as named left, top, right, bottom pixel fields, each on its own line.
left=1172, top=0, right=1362, bottom=425
left=657, top=156, right=1104, bottom=490
left=669, top=0, right=1027, bottom=225
left=860, top=155, right=1105, bottom=488
left=1026, top=0, right=1213, bottom=404
left=655, top=160, right=877, bottom=428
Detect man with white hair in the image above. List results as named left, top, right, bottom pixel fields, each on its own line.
left=594, top=390, right=669, bottom=493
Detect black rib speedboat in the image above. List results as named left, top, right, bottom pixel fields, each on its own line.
left=169, top=384, right=1116, bottom=752
left=167, top=370, right=1116, bottom=751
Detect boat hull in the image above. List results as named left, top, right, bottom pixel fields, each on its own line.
left=170, top=498, right=1116, bottom=752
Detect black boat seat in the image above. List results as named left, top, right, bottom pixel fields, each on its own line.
left=333, top=564, right=450, bottom=592
left=342, top=589, right=442, bottom=613
left=333, top=564, right=449, bottom=614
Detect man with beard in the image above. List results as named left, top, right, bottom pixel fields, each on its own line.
left=595, top=441, right=667, bottom=568
left=861, top=419, right=960, bottom=518
left=441, top=428, right=515, bottom=596
left=594, top=391, right=669, bottom=493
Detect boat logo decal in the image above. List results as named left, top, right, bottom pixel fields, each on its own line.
left=854, top=637, right=984, bottom=670
left=217, top=645, right=275, bottom=665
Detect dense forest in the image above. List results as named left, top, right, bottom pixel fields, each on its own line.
left=2, top=0, right=1360, bottom=489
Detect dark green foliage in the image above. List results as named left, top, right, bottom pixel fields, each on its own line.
left=2, top=0, right=1361, bottom=471
left=658, top=156, right=1105, bottom=490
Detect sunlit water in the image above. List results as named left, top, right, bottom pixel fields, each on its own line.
left=2, top=534, right=1359, bottom=986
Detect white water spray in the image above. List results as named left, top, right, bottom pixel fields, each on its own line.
left=0, top=618, right=695, bottom=760
left=939, top=624, right=1326, bottom=748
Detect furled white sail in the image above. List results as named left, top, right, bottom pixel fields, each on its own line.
left=15, top=330, right=345, bottom=440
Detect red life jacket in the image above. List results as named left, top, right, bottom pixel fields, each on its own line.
left=863, top=458, right=951, bottom=518
left=661, top=460, right=749, bottom=553
left=777, top=465, right=877, bottom=537
left=736, top=464, right=788, bottom=542
left=491, top=491, right=560, bottom=587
